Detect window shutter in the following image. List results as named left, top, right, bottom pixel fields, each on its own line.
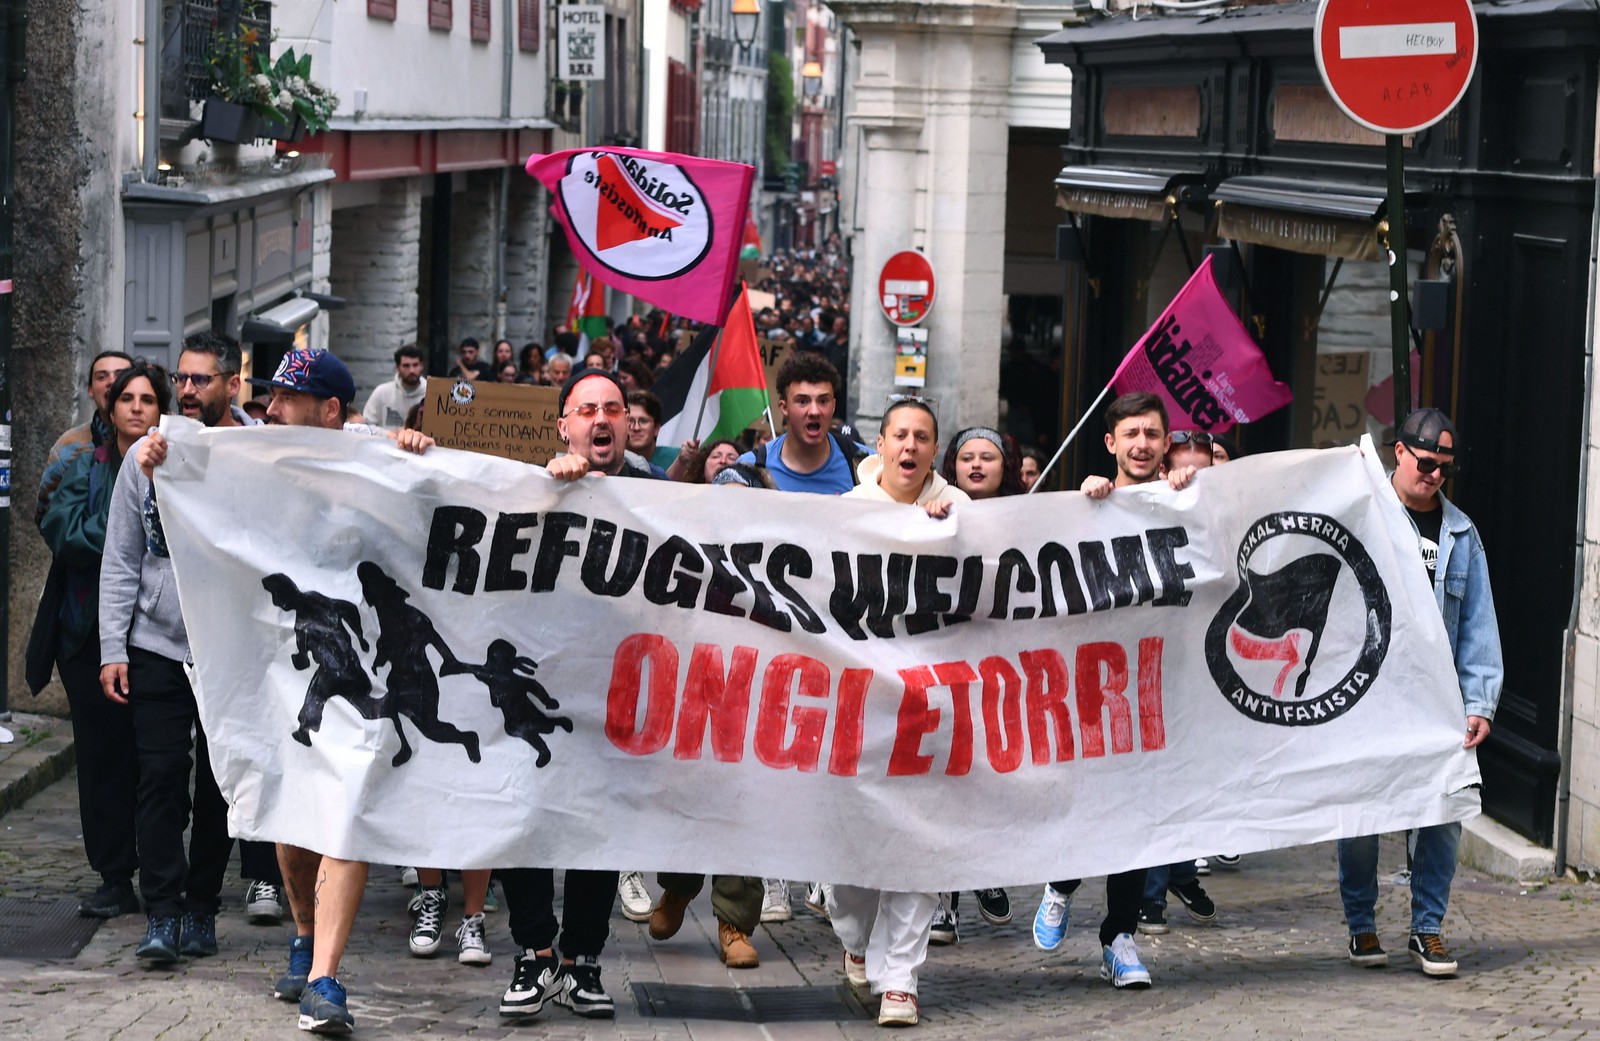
left=368, top=0, right=397, bottom=20
left=518, top=0, right=539, bottom=52
left=470, top=0, right=491, bottom=41
left=429, top=0, right=452, bottom=31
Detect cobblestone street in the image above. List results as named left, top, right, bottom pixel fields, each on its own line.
left=3, top=769, right=1599, bottom=1040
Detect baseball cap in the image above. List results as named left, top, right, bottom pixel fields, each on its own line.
left=1395, top=407, right=1458, bottom=455
left=247, top=348, right=356, bottom=406
left=557, top=367, right=626, bottom=414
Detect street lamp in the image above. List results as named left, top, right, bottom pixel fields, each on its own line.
left=801, top=60, right=823, bottom=100
left=732, top=0, right=761, bottom=53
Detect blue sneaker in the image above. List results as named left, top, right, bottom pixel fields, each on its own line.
left=1100, top=932, right=1152, bottom=989
left=1032, top=885, right=1072, bottom=951
left=135, top=915, right=181, bottom=965
left=275, top=935, right=314, bottom=1001
left=298, top=975, right=354, bottom=1034
left=179, top=911, right=217, bottom=957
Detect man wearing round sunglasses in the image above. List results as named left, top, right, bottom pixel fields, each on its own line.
left=494, top=367, right=664, bottom=1026
left=1337, top=407, right=1502, bottom=978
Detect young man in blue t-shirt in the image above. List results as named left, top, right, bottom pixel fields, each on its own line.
left=738, top=353, right=867, bottom=494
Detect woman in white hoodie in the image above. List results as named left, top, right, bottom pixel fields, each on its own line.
left=829, top=396, right=967, bottom=1028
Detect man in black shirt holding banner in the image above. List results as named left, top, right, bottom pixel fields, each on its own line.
left=1338, top=407, right=1502, bottom=977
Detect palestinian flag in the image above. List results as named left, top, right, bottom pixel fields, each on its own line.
left=566, top=270, right=608, bottom=353
left=655, top=285, right=769, bottom=449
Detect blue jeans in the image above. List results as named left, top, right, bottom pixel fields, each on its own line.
left=1142, top=859, right=1198, bottom=910
left=1337, top=823, right=1460, bottom=936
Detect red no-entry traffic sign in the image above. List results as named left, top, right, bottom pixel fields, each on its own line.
left=878, top=250, right=936, bottom=327
left=1315, top=0, right=1478, bottom=135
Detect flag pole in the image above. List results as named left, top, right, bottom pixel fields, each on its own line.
left=1029, top=380, right=1113, bottom=494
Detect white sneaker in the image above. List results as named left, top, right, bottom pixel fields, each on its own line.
left=456, top=912, right=492, bottom=966
left=618, top=871, right=653, bottom=923
left=878, top=990, right=918, bottom=1026
left=400, top=866, right=419, bottom=887
left=1193, top=857, right=1211, bottom=876
left=804, top=882, right=833, bottom=918
left=760, top=879, right=792, bottom=923
left=245, top=880, right=283, bottom=924
left=842, top=949, right=868, bottom=987
left=409, top=886, right=448, bottom=957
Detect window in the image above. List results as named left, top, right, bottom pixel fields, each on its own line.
left=666, top=59, right=699, bottom=155
left=470, top=0, right=491, bottom=40
left=518, top=0, right=538, bottom=51
left=429, top=0, right=451, bottom=31
left=368, top=0, right=396, bottom=19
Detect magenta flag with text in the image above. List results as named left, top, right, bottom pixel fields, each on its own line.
left=1111, top=255, right=1292, bottom=432
left=526, top=147, right=756, bottom=327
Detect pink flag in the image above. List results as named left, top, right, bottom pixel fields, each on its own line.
left=1111, top=255, right=1292, bottom=432
left=525, top=147, right=756, bottom=327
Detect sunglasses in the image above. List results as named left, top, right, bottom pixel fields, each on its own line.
left=1170, top=430, right=1214, bottom=447
left=171, top=371, right=228, bottom=389
left=1400, top=443, right=1458, bottom=478
left=564, top=401, right=626, bottom=419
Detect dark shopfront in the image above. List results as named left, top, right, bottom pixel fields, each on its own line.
left=1039, top=0, right=1600, bottom=846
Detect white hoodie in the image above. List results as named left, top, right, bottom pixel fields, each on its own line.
left=847, top=455, right=972, bottom=507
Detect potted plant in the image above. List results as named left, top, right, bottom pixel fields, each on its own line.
left=567, top=83, right=585, bottom=124
left=553, top=81, right=570, bottom=121
left=203, top=20, right=276, bottom=143
left=262, top=48, right=339, bottom=141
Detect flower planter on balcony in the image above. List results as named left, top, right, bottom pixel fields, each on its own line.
left=201, top=99, right=261, bottom=144
left=263, top=115, right=306, bottom=143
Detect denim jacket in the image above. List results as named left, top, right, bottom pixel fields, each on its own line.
left=1421, top=494, right=1505, bottom=721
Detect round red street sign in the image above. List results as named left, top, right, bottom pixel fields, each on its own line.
left=878, top=250, right=936, bottom=327
left=1314, top=0, right=1478, bottom=135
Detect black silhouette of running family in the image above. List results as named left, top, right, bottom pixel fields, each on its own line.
left=261, top=562, right=572, bottom=768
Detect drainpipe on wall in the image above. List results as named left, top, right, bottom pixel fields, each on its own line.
left=143, top=0, right=159, bottom=182
left=1554, top=83, right=1600, bottom=875
left=495, top=0, right=514, bottom=342
left=0, top=0, right=23, bottom=719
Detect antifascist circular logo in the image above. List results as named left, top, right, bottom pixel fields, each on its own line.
left=557, top=151, right=713, bottom=281
left=450, top=379, right=476, bottom=406
left=1206, top=511, right=1390, bottom=726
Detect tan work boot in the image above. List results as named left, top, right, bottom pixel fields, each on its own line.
left=718, top=920, right=759, bottom=968
left=649, top=890, right=693, bottom=940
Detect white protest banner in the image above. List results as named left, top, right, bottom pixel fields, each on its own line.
left=155, top=418, right=1479, bottom=891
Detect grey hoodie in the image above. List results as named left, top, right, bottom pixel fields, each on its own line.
left=98, top=407, right=261, bottom=666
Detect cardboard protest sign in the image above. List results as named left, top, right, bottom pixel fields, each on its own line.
left=419, top=377, right=563, bottom=466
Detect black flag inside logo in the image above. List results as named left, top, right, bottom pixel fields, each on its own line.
left=1227, top=554, right=1343, bottom=699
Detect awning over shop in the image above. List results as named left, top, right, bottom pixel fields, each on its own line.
left=1211, top=177, right=1419, bottom=263
left=1055, top=166, right=1206, bottom=223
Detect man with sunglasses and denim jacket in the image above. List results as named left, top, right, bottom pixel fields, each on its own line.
left=495, top=368, right=662, bottom=1025
left=1338, top=407, right=1502, bottom=978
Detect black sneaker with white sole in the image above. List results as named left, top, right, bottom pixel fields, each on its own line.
left=1408, top=933, right=1458, bottom=976
left=554, top=955, right=615, bottom=1018
left=1168, top=879, right=1217, bottom=924
left=500, top=950, right=564, bottom=1016
left=1137, top=902, right=1169, bottom=935
left=975, top=888, right=1012, bottom=925
left=1348, top=932, right=1388, bottom=967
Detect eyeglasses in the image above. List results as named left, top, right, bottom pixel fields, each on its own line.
left=1400, top=443, right=1458, bottom=478
left=564, top=401, right=626, bottom=419
left=1170, top=431, right=1214, bottom=447
left=171, top=372, right=224, bottom=389
left=626, top=417, right=656, bottom=428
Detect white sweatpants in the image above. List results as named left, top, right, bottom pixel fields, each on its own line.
left=828, top=884, right=939, bottom=995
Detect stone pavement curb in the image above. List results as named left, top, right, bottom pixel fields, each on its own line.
left=0, top=712, right=75, bottom=820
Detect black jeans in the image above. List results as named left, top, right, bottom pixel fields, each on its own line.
left=59, top=641, right=138, bottom=887
left=500, top=867, right=618, bottom=959
left=1050, top=868, right=1149, bottom=947
left=127, top=647, right=235, bottom=918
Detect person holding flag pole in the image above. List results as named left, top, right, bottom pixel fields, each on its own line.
left=1030, top=255, right=1290, bottom=492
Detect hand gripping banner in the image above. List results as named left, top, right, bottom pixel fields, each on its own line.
left=155, top=419, right=1480, bottom=891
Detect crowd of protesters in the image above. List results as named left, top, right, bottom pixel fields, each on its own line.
left=29, top=238, right=1498, bottom=1032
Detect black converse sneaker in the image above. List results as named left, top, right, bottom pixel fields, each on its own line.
left=555, top=955, right=615, bottom=1018
left=500, top=949, right=563, bottom=1016
left=1347, top=932, right=1388, bottom=967
left=1408, top=933, right=1458, bottom=976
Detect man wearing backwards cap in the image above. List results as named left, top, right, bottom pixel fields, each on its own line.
left=135, top=347, right=431, bottom=1036
left=1338, top=407, right=1503, bottom=978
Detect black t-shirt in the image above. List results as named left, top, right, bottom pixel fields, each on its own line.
left=1406, top=504, right=1443, bottom=583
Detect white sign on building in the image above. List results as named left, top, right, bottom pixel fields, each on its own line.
left=559, top=5, right=606, bottom=81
